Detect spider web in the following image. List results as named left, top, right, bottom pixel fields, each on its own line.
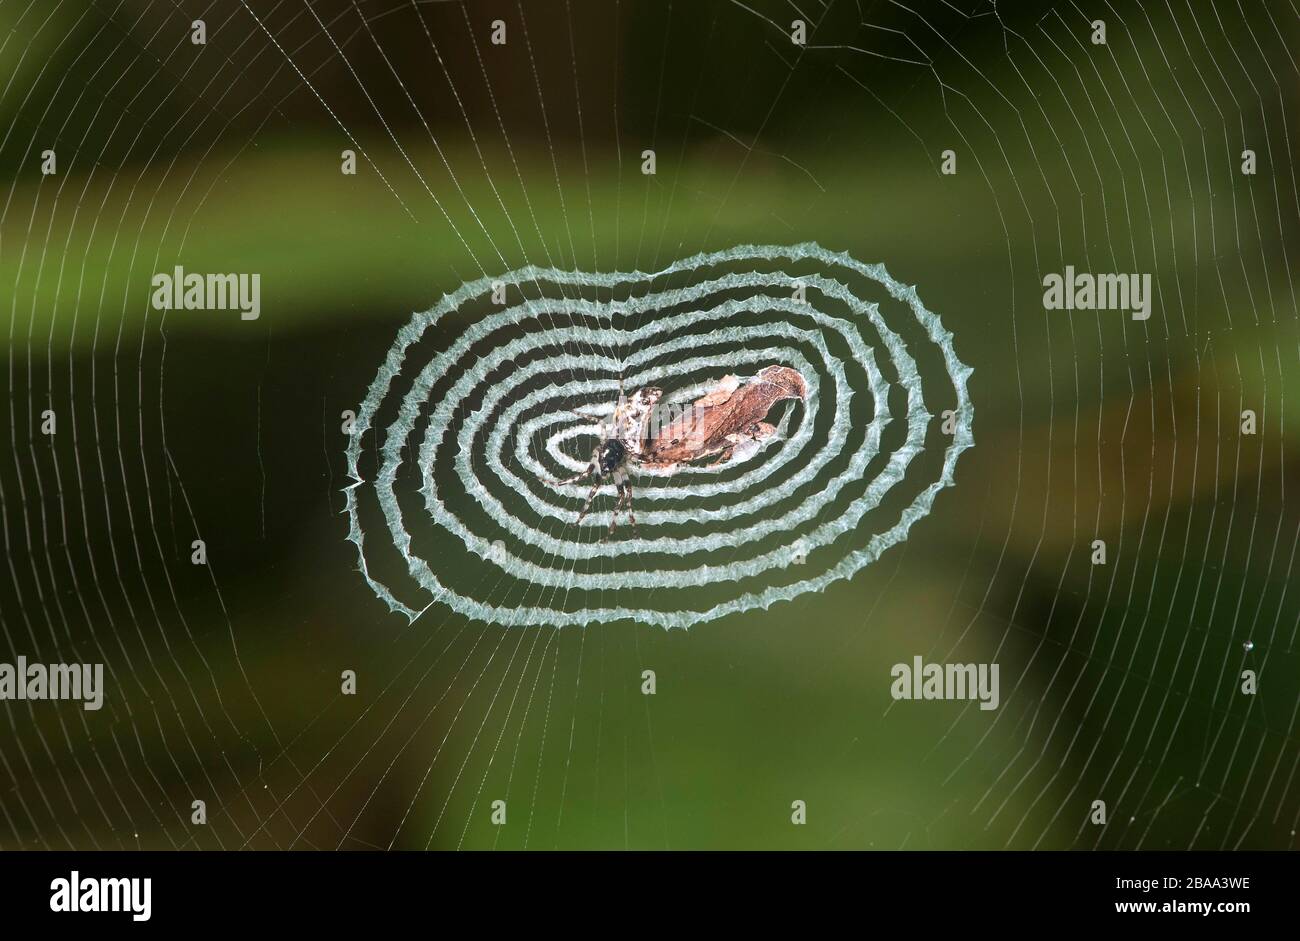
left=0, top=0, right=1296, bottom=850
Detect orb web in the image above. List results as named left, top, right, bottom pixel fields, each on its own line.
left=344, top=243, right=973, bottom=628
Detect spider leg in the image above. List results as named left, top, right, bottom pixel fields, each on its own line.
left=603, top=467, right=636, bottom=541
left=571, top=409, right=603, bottom=424
left=624, top=482, right=638, bottom=538
left=544, top=463, right=595, bottom=487
left=575, top=477, right=604, bottom=525
left=605, top=485, right=627, bottom=540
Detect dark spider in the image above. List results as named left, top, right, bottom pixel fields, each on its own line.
left=543, top=386, right=661, bottom=539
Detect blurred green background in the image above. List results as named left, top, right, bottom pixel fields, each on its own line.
left=0, top=0, right=1297, bottom=849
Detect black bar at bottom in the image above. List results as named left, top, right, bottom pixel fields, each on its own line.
left=0, top=850, right=1288, bottom=927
